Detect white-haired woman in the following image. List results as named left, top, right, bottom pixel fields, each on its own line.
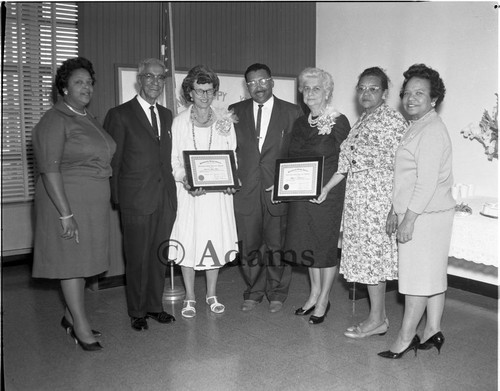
left=284, top=67, right=350, bottom=324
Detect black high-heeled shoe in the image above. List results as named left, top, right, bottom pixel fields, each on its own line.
left=61, top=317, right=102, bottom=337
left=69, top=328, right=103, bottom=352
left=378, top=335, right=420, bottom=359
left=295, top=305, right=315, bottom=316
left=309, top=302, right=330, bottom=324
left=418, top=331, right=445, bottom=354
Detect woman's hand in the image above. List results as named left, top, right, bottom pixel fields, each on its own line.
left=265, top=185, right=280, bottom=204
left=182, top=176, right=191, bottom=191
left=396, top=209, right=418, bottom=244
left=60, top=217, right=79, bottom=243
left=310, top=186, right=330, bottom=204
left=386, top=211, right=398, bottom=236
left=223, top=187, right=237, bottom=195
left=189, top=188, right=206, bottom=197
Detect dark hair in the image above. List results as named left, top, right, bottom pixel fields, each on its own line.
left=244, top=63, right=272, bottom=82
left=55, top=57, right=96, bottom=97
left=399, top=64, right=446, bottom=107
left=357, top=67, right=390, bottom=90
left=181, top=64, right=220, bottom=103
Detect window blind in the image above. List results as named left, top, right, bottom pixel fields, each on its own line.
left=2, top=2, right=78, bottom=203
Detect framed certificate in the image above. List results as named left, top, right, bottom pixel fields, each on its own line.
left=183, top=150, right=240, bottom=191
left=273, top=156, right=324, bottom=201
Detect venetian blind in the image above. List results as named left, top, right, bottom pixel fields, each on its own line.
left=2, top=2, right=78, bottom=203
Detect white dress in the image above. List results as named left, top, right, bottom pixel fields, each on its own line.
left=170, top=106, right=238, bottom=270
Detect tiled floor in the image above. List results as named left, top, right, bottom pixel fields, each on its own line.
left=2, top=262, right=498, bottom=391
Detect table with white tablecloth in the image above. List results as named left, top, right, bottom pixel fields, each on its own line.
left=448, top=196, right=498, bottom=285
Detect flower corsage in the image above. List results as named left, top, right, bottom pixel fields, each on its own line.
left=213, top=107, right=238, bottom=136
left=308, top=104, right=341, bottom=136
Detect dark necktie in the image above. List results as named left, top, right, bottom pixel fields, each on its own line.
left=150, top=105, right=159, bottom=139
left=255, top=104, right=263, bottom=139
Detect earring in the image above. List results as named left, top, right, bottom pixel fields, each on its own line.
left=64, top=90, right=68, bottom=95
left=431, top=102, right=436, bottom=107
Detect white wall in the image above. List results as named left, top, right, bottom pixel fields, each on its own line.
left=317, top=2, right=498, bottom=197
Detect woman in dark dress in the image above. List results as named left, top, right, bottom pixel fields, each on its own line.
left=284, top=67, right=350, bottom=324
left=32, top=57, right=116, bottom=351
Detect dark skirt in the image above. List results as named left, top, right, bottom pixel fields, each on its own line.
left=283, top=180, right=345, bottom=268
left=32, top=175, right=111, bottom=279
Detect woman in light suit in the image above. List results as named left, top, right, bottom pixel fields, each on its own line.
left=378, top=64, right=455, bottom=359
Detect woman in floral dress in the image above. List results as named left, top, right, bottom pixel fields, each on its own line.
left=323, top=67, right=407, bottom=337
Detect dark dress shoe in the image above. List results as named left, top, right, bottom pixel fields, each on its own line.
left=61, top=316, right=102, bottom=337
left=131, top=317, right=148, bottom=331
left=378, top=335, right=420, bottom=359
left=418, top=331, right=445, bottom=354
left=309, top=302, right=330, bottom=324
left=295, top=305, right=315, bottom=316
left=146, top=311, right=176, bottom=323
left=69, top=329, right=103, bottom=352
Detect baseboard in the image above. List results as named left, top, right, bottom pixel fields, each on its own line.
left=347, top=276, right=498, bottom=300
left=97, top=274, right=126, bottom=290
left=4, top=253, right=498, bottom=299
left=448, top=274, right=498, bottom=299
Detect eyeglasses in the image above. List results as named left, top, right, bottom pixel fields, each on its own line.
left=246, top=77, right=272, bottom=88
left=140, top=73, right=167, bottom=83
left=356, top=85, right=382, bottom=94
left=302, top=86, right=323, bottom=95
left=193, top=88, right=215, bottom=97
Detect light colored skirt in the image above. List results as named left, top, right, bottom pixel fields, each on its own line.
left=398, top=208, right=454, bottom=296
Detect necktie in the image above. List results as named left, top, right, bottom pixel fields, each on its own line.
left=150, top=105, right=159, bottom=139
left=255, top=104, right=263, bottom=139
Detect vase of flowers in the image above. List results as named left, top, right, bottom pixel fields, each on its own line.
left=461, top=94, right=498, bottom=161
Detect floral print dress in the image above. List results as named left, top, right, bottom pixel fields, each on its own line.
left=338, top=103, right=407, bottom=284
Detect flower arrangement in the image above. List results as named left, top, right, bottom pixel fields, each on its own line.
left=461, top=94, right=498, bottom=161
left=213, top=107, right=238, bottom=136
left=309, top=104, right=340, bottom=135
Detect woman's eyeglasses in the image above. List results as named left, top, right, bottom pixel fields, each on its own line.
left=193, top=89, right=215, bottom=97
left=356, top=85, right=382, bottom=94
left=302, top=86, right=322, bottom=95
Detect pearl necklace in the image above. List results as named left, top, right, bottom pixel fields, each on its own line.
left=64, top=102, right=87, bottom=116
left=191, top=107, right=213, bottom=126
left=307, top=109, right=324, bottom=127
left=192, top=122, right=213, bottom=150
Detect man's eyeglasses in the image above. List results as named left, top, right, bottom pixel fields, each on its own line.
left=193, top=88, right=215, bottom=97
left=141, top=73, right=167, bottom=83
left=246, top=77, right=272, bottom=88
left=356, top=85, right=382, bottom=94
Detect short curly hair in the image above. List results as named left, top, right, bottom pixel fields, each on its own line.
left=298, top=67, right=334, bottom=104
left=181, top=65, right=220, bottom=103
left=244, top=63, right=272, bottom=81
left=55, top=57, right=95, bottom=97
left=399, top=64, right=446, bottom=107
left=357, top=67, right=390, bottom=91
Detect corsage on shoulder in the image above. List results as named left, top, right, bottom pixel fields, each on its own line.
left=213, top=107, right=238, bottom=136
left=309, top=104, right=341, bottom=135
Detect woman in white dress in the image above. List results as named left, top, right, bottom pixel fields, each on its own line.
left=170, top=65, right=239, bottom=318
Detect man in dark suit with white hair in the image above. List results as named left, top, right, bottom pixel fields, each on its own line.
left=104, top=58, right=177, bottom=331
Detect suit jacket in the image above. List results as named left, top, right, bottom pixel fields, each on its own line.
left=229, top=96, right=302, bottom=216
left=103, top=97, right=177, bottom=215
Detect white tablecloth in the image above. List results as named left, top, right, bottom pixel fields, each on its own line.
left=449, top=196, right=498, bottom=267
